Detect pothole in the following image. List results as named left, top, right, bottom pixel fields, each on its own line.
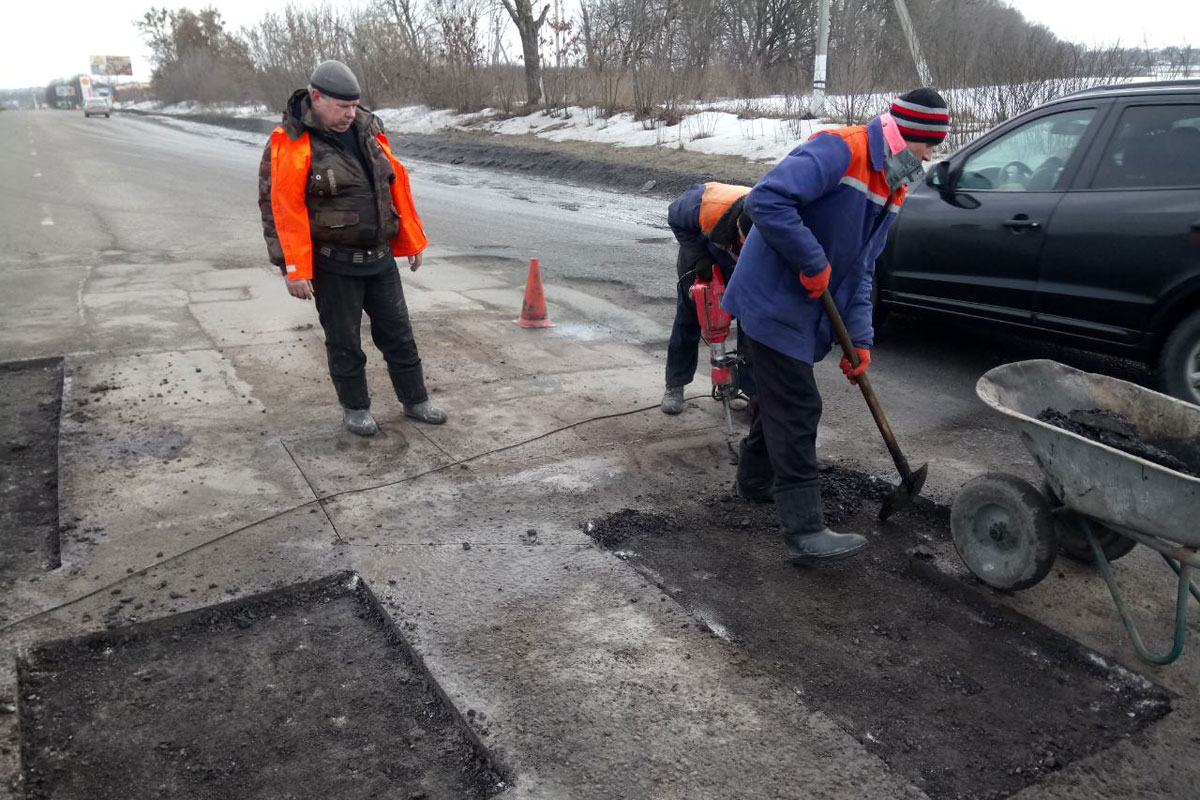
left=18, top=573, right=507, bottom=799
left=0, top=357, right=63, bottom=586
left=584, top=465, right=1171, bottom=800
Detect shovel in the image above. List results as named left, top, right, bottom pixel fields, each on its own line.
left=820, top=290, right=928, bottom=521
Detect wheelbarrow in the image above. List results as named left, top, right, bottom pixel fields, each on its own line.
left=951, top=359, right=1200, bottom=665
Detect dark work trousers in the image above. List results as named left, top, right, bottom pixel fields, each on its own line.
left=741, top=333, right=822, bottom=492
left=312, top=261, right=427, bottom=411
left=665, top=249, right=756, bottom=395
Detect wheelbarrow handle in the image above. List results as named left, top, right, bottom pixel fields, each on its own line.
left=820, top=290, right=914, bottom=481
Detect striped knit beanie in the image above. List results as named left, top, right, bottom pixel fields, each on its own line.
left=890, top=88, right=950, bottom=144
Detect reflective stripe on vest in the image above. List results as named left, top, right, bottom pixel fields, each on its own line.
left=812, top=126, right=908, bottom=210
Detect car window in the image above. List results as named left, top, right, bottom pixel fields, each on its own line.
left=1091, top=104, right=1200, bottom=190
left=958, top=108, right=1097, bottom=192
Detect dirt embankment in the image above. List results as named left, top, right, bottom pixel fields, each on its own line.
left=393, top=129, right=771, bottom=198
left=119, top=107, right=772, bottom=198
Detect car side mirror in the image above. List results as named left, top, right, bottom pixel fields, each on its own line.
left=927, top=160, right=953, bottom=192
left=927, top=160, right=981, bottom=210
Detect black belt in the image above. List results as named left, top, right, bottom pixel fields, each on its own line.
left=317, top=244, right=390, bottom=264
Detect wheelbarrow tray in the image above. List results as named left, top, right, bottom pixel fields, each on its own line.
left=976, top=359, right=1200, bottom=546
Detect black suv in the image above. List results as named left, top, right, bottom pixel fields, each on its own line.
left=876, top=80, right=1200, bottom=403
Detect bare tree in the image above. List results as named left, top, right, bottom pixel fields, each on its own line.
left=499, top=0, right=551, bottom=105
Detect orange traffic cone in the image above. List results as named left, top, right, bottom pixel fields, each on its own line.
left=515, top=257, right=553, bottom=328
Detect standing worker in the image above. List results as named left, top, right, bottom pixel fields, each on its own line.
left=662, top=182, right=755, bottom=415
left=258, top=60, right=447, bottom=436
left=723, top=89, right=949, bottom=564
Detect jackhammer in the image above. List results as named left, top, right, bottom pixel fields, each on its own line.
left=689, top=264, right=740, bottom=434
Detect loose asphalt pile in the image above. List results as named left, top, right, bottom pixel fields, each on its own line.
left=1037, top=408, right=1199, bottom=476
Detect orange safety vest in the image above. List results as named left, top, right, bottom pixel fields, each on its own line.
left=269, top=128, right=428, bottom=281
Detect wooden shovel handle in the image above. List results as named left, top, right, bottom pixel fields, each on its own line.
left=819, top=290, right=913, bottom=481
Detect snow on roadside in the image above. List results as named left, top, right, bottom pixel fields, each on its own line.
left=116, top=100, right=275, bottom=120
left=120, top=98, right=845, bottom=164
left=378, top=104, right=838, bottom=163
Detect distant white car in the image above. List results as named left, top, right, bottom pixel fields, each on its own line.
left=83, top=97, right=110, bottom=118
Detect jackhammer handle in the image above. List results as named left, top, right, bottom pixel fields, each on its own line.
left=819, top=291, right=913, bottom=480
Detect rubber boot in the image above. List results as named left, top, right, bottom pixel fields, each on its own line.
left=388, top=364, right=447, bottom=424
left=343, top=407, right=378, bottom=436
left=661, top=386, right=685, bottom=415
left=733, top=438, right=774, bottom=503
left=404, top=400, right=448, bottom=425
left=776, top=483, right=867, bottom=564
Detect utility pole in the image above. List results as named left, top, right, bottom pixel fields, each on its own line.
left=811, top=0, right=831, bottom=117
left=892, top=0, right=934, bottom=86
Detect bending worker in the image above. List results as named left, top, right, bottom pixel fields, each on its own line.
left=723, top=88, right=950, bottom=564
left=259, top=60, right=446, bottom=436
left=662, top=181, right=755, bottom=415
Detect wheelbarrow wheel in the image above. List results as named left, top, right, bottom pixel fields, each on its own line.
left=951, top=473, right=1058, bottom=591
left=1042, top=486, right=1138, bottom=564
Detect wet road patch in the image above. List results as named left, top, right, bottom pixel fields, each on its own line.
left=586, top=467, right=1170, bottom=800
left=18, top=573, right=505, bottom=800
left=0, top=357, right=63, bottom=593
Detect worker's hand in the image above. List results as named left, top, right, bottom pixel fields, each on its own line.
left=799, top=263, right=831, bottom=299
left=407, top=252, right=424, bottom=272
left=839, top=347, right=871, bottom=385
left=286, top=278, right=314, bottom=301
left=695, top=262, right=714, bottom=282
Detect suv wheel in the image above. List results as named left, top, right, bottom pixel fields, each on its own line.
left=1159, top=309, right=1200, bottom=405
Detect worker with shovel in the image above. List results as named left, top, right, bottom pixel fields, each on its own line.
left=722, top=88, right=948, bottom=565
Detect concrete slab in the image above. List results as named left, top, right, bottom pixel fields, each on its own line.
left=284, top=418, right=454, bottom=499
left=352, top=543, right=925, bottom=800
left=0, top=263, right=89, bottom=359
left=188, top=297, right=318, bottom=347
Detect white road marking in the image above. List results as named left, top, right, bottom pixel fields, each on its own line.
left=33, top=171, right=42, bottom=178
left=41, top=217, right=55, bottom=226
left=31, top=150, right=37, bottom=156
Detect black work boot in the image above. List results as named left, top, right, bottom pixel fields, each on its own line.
left=733, top=438, right=775, bottom=503
left=775, top=483, right=867, bottom=565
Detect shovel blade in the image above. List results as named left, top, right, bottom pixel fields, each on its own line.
left=879, top=462, right=929, bottom=522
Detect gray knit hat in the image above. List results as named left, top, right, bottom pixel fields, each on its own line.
left=310, top=60, right=360, bottom=101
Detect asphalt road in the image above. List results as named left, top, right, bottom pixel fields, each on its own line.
left=3, top=108, right=1198, bottom=799
left=1, top=108, right=1167, bottom=512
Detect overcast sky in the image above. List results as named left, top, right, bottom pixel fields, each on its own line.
left=1, top=0, right=1196, bottom=90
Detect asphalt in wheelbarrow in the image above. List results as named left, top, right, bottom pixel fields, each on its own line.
left=587, top=465, right=1170, bottom=800
left=1037, top=407, right=1200, bottom=477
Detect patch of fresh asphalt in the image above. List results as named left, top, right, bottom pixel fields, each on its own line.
left=0, top=358, right=63, bottom=587
left=586, top=465, right=1172, bottom=800
left=18, top=573, right=506, bottom=800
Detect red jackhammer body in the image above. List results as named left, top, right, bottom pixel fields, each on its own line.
left=689, top=264, right=739, bottom=433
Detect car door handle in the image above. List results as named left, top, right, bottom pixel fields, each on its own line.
left=1003, top=216, right=1041, bottom=230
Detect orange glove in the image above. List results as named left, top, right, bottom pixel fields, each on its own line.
left=840, top=347, right=871, bottom=385
left=799, top=264, right=831, bottom=299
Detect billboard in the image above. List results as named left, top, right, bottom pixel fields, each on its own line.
left=79, top=75, right=94, bottom=99
left=55, top=85, right=73, bottom=97
left=90, top=56, right=133, bottom=76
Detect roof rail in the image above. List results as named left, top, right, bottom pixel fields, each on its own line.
left=1063, top=78, right=1200, bottom=98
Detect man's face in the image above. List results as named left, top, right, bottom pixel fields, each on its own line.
left=906, top=141, right=936, bottom=162
left=310, top=90, right=358, bottom=132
